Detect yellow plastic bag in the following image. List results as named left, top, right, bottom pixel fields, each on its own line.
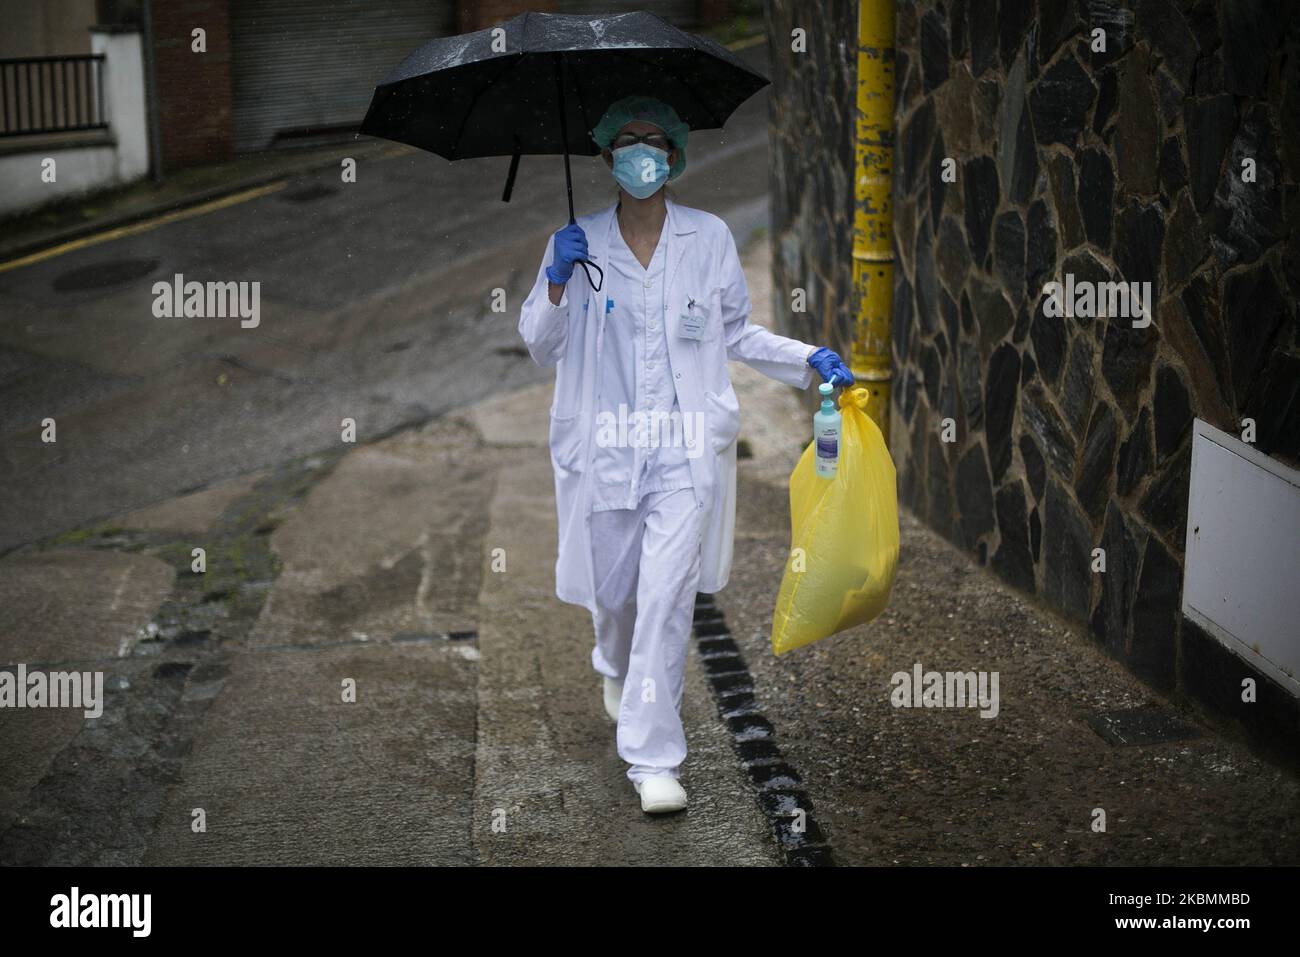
left=770, top=386, right=900, bottom=655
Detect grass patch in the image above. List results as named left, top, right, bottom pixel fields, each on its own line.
left=50, top=524, right=127, bottom=546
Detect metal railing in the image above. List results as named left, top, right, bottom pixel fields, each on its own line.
left=0, top=54, right=108, bottom=137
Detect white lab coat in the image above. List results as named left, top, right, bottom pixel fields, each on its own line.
left=588, top=212, right=694, bottom=509
left=518, top=198, right=816, bottom=615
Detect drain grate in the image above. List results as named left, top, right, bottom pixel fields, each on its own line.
left=693, top=593, right=834, bottom=866
left=1085, top=706, right=1204, bottom=746
left=52, top=257, right=160, bottom=292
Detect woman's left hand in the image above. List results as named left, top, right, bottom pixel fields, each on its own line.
left=807, top=347, right=855, bottom=385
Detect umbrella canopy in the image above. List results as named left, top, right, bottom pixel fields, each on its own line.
left=359, top=10, right=769, bottom=290
left=359, top=11, right=769, bottom=162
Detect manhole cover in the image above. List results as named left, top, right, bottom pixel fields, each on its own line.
left=279, top=184, right=338, bottom=203
left=1085, top=706, right=1204, bottom=746
left=52, top=257, right=160, bottom=292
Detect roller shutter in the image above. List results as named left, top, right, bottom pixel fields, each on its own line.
left=229, top=0, right=454, bottom=152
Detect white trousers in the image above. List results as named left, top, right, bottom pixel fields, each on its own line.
left=589, top=487, right=705, bottom=784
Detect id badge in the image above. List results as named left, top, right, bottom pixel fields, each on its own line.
left=679, top=298, right=709, bottom=341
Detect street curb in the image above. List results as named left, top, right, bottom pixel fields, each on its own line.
left=0, top=140, right=386, bottom=266
left=1, top=178, right=277, bottom=264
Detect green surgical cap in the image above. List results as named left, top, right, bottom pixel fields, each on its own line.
left=590, top=95, right=688, bottom=180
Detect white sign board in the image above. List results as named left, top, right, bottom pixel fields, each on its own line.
left=1183, top=419, right=1300, bottom=697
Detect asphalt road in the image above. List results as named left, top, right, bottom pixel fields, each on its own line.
left=0, top=42, right=774, bottom=554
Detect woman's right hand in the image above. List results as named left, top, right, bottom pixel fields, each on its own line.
left=545, top=222, right=591, bottom=285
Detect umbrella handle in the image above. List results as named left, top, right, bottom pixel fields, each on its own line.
left=502, top=145, right=521, bottom=203
left=555, top=54, right=577, bottom=225
left=554, top=54, right=597, bottom=289
left=563, top=151, right=576, bottom=225
left=575, top=258, right=603, bottom=292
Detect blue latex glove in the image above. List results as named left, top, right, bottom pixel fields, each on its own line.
left=807, top=347, right=855, bottom=385
left=545, top=222, right=592, bottom=285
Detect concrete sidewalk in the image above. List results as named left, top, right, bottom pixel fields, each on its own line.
left=1, top=238, right=1296, bottom=866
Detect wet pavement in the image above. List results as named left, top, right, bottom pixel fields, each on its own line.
left=2, top=30, right=1296, bottom=863
left=717, top=250, right=1300, bottom=863
left=3, top=235, right=1295, bottom=866
left=0, top=43, right=774, bottom=555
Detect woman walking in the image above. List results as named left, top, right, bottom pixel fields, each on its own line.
left=518, top=95, right=851, bottom=814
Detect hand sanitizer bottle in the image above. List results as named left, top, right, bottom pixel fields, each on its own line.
left=814, top=380, right=841, bottom=479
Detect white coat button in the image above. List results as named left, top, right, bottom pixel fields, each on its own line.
left=674, top=372, right=682, bottom=379
left=643, top=279, right=652, bottom=288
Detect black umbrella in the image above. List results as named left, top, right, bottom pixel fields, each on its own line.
left=359, top=10, right=770, bottom=289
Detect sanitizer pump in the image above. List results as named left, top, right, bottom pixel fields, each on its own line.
left=814, top=379, right=842, bottom=479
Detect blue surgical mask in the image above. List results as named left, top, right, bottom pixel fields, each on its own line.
left=611, top=143, right=670, bottom=199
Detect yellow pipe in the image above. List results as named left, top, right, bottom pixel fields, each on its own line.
left=852, top=0, right=895, bottom=444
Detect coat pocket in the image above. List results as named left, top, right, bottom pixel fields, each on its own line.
left=703, top=383, right=741, bottom=454
left=548, top=410, right=586, bottom=474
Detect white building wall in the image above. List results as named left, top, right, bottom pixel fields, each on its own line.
left=0, top=29, right=149, bottom=218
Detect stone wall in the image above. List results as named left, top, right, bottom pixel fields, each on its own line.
left=769, top=0, right=1299, bottom=753
left=767, top=0, right=859, bottom=354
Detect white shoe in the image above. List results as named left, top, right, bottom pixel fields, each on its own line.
left=602, top=676, right=622, bottom=722
left=634, top=776, right=688, bottom=814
